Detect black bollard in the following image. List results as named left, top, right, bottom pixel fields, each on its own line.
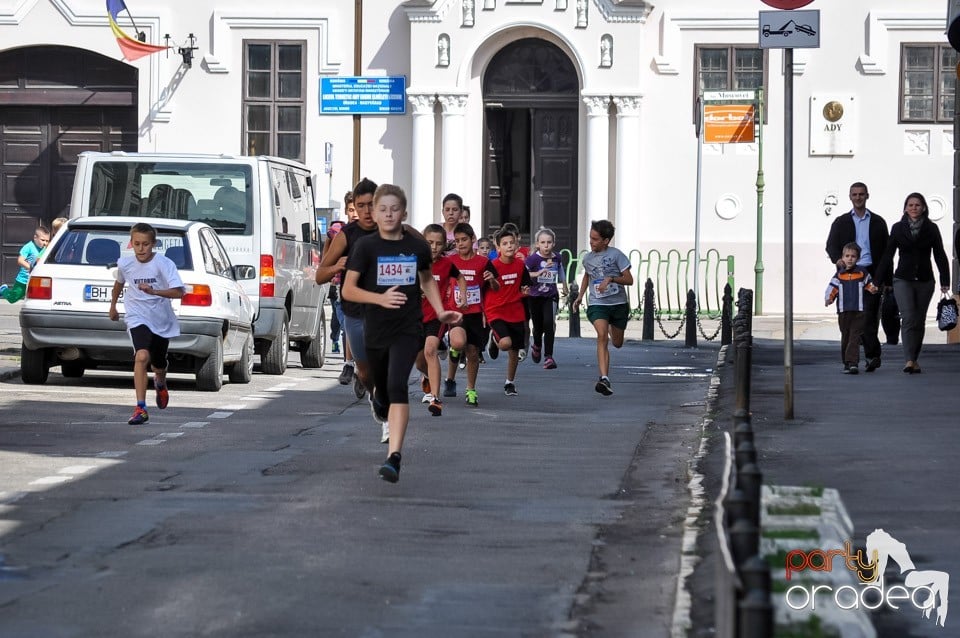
left=740, top=555, right=772, bottom=594
left=738, top=462, right=763, bottom=528
left=734, top=417, right=755, bottom=449
left=742, top=289, right=754, bottom=336
left=735, top=439, right=758, bottom=470
left=568, top=281, right=581, bottom=338
left=735, top=340, right=751, bottom=413
left=738, top=587, right=773, bottom=638
left=724, top=487, right=751, bottom=526
left=721, top=283, right=733, bottom=345
left=729, top=518, right=760, bottom=568
left=642, top=278, right=655, bottom=341
left=685, top=289, right=697, bottom=347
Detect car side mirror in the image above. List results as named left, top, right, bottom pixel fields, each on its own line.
left=233, top=264, right=256, bottom=280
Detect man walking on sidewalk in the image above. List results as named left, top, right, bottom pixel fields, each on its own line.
left=825, top=182, right=890, bottom=371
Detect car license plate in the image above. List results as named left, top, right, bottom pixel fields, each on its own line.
left=83, top=284, right=120, bottom=302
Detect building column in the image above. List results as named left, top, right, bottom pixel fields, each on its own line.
left=581, top=93, right=610, bottom=247
left=438, top=92, right=469, bottom=209
left=613, top=94, right=643, bottom=248
left=408, top=92, right=437, bottom=230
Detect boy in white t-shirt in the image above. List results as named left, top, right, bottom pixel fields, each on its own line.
left=109, top=223, right=185, bottom=425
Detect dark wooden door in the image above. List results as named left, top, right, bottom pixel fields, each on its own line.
left=0, top=45, right=137, bottom=282
left=0, top=106, right=135, bottom=281
left=531, top=107, right=577, bottom=256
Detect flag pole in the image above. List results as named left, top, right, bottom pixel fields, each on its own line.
left=124, top=8, right=144, bottom=42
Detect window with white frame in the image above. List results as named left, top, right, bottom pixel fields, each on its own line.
left=694, top=45, right=768, bottom=122
left=900, top=43, right=957, bottom=123
left=242, top=41, right=306, bottom=161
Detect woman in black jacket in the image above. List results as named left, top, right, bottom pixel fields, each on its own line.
left=875, top=192, right=950, bottom=373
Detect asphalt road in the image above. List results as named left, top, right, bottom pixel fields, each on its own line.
left=0, top=301, right=720, bottom=637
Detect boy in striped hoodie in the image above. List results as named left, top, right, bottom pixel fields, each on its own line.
left=825, top=242, right=879, bottom=374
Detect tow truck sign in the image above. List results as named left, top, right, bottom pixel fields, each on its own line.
left=758, top=9, right=820, bottom=49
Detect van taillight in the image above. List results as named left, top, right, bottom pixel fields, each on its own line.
left=260, top=254, right=275, bottom=297
left=181, top=284, right=212, bottom=306
left=27, top=277, right=52, bottom=300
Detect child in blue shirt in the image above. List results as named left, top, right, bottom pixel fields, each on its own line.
left=825, top=242, right=879, bottom=374
left=1, top=227, right=50, bottom=303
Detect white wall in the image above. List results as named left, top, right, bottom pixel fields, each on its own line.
left=2, top=0, right=955, bottom=314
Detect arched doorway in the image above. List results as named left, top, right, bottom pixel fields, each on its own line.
left=482, top=38, right=579, bottom=252
left=0, top=46, right=137, bottom=282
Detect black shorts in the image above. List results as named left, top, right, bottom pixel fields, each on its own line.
left=129, top=324, right=170, bottom=370
left=457, top=313, right=487, bottom=348
left=488, top=319, right=525, bottom=350
left=422, top=318, right=448, bottom=341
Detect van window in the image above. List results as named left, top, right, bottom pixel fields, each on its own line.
left=88, top=162, right=254, bottom=235
left=270, top=166, right=315, bottom=243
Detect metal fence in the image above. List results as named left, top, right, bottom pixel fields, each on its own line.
left=559, top=247, right=735, bottom=320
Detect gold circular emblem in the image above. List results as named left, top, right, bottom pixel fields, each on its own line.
left=822, top=101, right=844, bottom=123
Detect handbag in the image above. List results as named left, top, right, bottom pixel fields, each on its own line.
left=936, top=294, right=958, bottom=332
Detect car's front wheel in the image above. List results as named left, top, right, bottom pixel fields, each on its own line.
left=261, top=312, right=289, bottom=375
left=228, top=333, right=254, bottom=384
left=21, top=346, right=49, bottom=385
left=299, top=306, right=326, bottom=369
left=196, top=339, right=224, bottom=391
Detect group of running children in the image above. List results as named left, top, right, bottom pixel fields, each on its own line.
left=103, top=178, right=633, bottom=485
left=318, top=180, right=633, bottom=483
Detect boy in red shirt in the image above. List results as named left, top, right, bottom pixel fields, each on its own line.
left=485, top=227, right=532, bottom=396
left=415, top=224, right=467, bottom=416
left=443, top=222, right=499, bottom=407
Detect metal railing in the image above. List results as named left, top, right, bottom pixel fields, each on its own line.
left=559, top=247, right=735, bottom=321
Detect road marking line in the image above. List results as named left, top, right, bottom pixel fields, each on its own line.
left=136, top=439, right=165, bottom=446
left=158, top=432, right=183, bottom=439
left=217, top=404, right=247, bottom=411
left=58, top=465, right=95, bottom=475
left=30, top=476, right=72, bottom=485
left=206, top=412, right=232, bottom=419
left=179, top=422, right=209, bottom=429
left=95, top=451, right=128, bottom=458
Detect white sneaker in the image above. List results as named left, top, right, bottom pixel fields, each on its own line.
left=380, top=422, right=390, bottom=444
left=421, top=392, right=435, bottom=404
left=518, top=349, right=527, bottom=362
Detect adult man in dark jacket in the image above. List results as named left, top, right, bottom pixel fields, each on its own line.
left=825, top=182, right=890, bottom=370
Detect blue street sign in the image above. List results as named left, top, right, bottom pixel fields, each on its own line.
left=320, top=76, right=407, bottom=115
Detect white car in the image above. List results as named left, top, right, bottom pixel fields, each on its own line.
left=19, top=217, right=256, bottom=391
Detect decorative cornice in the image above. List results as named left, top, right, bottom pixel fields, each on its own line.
left=408, top=92, right=437, bottom=114
left=437, top=92, right=469, bottom=113
left=655, top=12, right=757, bottom=76
left=858, top=12, right=944, bottom=76
left=403, top=0, right=454, bottom=23
left=203, top=11, right=342, bottom=75
left=612, top=94, right=642, bottom=116
left=595, top=0, right=654, bottom=25
left=582, top=93, right=610, bottom=116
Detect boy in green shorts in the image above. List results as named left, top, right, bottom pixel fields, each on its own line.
left=572, top=220, right=633, bottom=396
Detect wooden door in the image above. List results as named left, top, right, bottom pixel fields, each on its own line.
left=531, top=108, right=577, bottom=256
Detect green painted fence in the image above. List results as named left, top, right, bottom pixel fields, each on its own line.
left=558, top=247, right=735, bottom=320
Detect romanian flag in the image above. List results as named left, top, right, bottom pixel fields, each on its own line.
left=107, top=0, right=168, bottom=61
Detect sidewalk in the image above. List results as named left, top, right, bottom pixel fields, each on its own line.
left=689, top=318, right=959, bottom=637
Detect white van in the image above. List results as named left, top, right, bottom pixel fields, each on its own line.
left=69, top=152, right=328, bottom=375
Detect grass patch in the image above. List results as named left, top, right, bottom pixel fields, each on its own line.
left=762, top=528, right=820, bottom=540
left=768, top=503, right=822, bottom=516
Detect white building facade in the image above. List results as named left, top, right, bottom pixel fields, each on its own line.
left=1, top=0, right=956, bottom=313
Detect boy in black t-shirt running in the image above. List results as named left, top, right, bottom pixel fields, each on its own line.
left=342, top=185, right=462, bottom=483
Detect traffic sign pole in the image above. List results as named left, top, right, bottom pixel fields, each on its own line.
left=784, top=47, right=795, bottom=420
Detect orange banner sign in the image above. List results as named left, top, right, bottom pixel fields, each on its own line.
left=703, top=104, right=756, bottom=144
